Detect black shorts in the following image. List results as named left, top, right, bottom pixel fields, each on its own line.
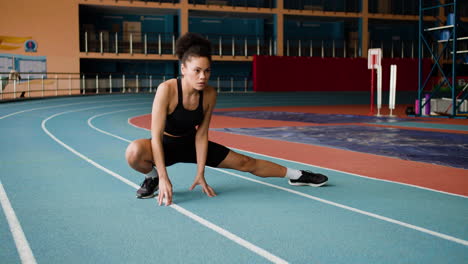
left=160, top=134, right=230, bottom=167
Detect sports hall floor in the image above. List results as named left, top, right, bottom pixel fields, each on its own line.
left=0, top=92, right=467, bottom=264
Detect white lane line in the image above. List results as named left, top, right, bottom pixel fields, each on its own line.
left=0, top=98, right=148, bottom=120
left=89, top=110, right=468, bottom=247
left=44, top=106, right=288, bottom=264
left=0, top=97, right=77, bottom=108
left=131, top=121, right=468, bottom=199
left=0, top=180, right=37, bottom=264
left=169, top=205, right=288, bottom=264
left=88, top=108, right=147, bottom=143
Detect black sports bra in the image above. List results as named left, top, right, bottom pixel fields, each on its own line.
left=164, top=78, right=204, bottom=136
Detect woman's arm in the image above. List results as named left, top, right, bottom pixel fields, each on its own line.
left=190, top=86, right=217, bottom=197
left=151, top=82, right=173, bottom=205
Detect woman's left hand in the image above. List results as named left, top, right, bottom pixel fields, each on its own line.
left=189, top=175, right=217, bottom=197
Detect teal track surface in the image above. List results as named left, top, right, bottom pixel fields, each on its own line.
left=1, top=94, right=467, bottom=264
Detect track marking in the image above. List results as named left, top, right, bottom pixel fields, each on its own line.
left=89, top=109, right=468, bottom=247
left=43, top=106, right=288, bottom=264
left=0, top=180, right=37, bottom=264
left=88, top=108, right=147, bottom=143
left=0, top=98, right=148, bottom=120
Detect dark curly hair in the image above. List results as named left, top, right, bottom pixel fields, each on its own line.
left=175, top=32, right=212, bottom=64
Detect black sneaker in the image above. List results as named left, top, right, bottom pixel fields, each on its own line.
left=136, top=177, right=159, bottom=199
left=288, top=170, right=328, bottom=187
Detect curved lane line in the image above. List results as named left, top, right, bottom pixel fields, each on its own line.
left=88, top=108, right=147, bottom=143
left=0, top=98, right=147, bottom=120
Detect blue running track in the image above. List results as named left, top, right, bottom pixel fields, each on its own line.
left=1, top=94, right=467, bottom=264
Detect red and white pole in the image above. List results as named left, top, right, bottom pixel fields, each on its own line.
left=369, top=54, right=376, bottom=115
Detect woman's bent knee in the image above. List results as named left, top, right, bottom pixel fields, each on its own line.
left=125, top=139, right=150, bottom=165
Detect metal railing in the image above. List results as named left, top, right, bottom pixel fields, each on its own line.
left=285, top=39, right=420, bottom=59
left=80, top=31, right=276, bottom=57
left=369, top=40, right=418, bottom=59
left=81, top=30, right=446, bottom=59
left=1, top=73, right=82, bottom=101
left=285, top=39, right=361, bottom=58
left=81, top=31, right=178, bottom=55
left=370, top=39, right=468, bottom=59
left=205, top=34, right=275, bottom=56
left=0, top=72, right=253, bottom=101
left=283, top=38, right=456, bottom=59
left=209, top=75, right=253, bottom=92
left=80, top=74, right=253, bottom=93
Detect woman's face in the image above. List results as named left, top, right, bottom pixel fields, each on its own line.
left=181, top=56, right=211, bottom=91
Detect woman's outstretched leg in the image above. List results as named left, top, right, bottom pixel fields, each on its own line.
left=218, top=150, right=328, bottom=187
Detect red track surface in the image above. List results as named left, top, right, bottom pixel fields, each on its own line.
left=130, top=106, right=468, bottom=196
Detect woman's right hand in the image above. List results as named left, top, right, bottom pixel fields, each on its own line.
left=158, top=177, right=173, bottom=206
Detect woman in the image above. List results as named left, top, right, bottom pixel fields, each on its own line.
left=126, top=32, right=328, bottom=206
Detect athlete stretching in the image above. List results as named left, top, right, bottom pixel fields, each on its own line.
left=125, top=32, right=328, bottom=206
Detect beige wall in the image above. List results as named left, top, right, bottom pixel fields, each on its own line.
left=0, top=0, right=80, bottom=73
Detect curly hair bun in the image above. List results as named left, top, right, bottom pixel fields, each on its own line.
left=176, top=32, right=212, bottom=63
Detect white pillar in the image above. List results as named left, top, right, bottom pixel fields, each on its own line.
left=389, top=65, right=397, bottom=116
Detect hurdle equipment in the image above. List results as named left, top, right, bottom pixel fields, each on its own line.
left=368, top=48, right=382, bottom=115
left=389, top=65, right=397, bottom=117
left=369, top=48, right=397, bottom=117
left=374, top=64, right=397, bottom=117
left=376, top=65, right=383, bottom=116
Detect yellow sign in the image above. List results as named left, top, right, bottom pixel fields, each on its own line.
left=0, top=36, right=32, bottom=51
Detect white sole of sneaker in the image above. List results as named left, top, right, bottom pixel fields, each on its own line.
left=288, top=180, right=327, bottom=187
left=136, top=193, right=157, bottom=199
